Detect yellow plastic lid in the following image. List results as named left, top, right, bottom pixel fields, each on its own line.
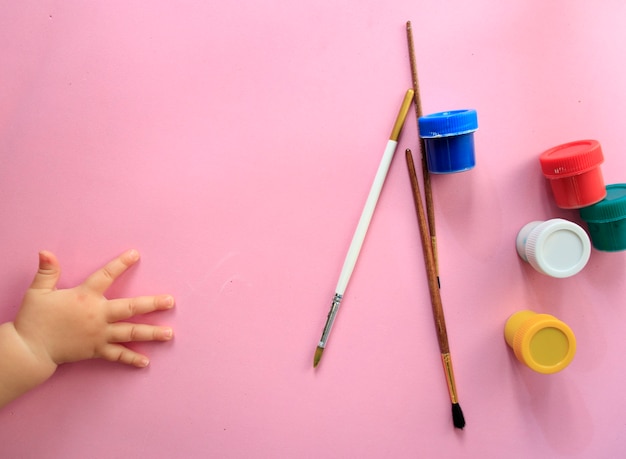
left=505, top=311, right=576, bottom=374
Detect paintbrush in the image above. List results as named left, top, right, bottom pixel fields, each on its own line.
left=406, top=20, right=440, bottom=288
left=405, top=148, right=465, bottom=429
left=313, top=88, right=414, bottom=368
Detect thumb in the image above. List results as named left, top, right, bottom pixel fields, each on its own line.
left=30, top=250, right=61, bottom=291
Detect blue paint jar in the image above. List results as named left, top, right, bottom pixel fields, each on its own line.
left=579, top=184, right=626, bottom=252
left=418, top=109, right=478, bottom=174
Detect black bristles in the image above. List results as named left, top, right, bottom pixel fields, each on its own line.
left=452, top=403, right=466, bottom=429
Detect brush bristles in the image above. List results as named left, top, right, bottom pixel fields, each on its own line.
left=452, top=403, right=465, bottom=429
left=313, top=347, right=324, bottom=368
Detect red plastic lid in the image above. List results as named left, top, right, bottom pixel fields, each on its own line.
left=540, top=140, right=604, bottom=178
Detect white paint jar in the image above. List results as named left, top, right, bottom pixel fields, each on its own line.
left=516, top=219, right=591, bottom=278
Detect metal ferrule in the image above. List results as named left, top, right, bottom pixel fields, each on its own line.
left=441, top=353, right=459, bottom=404
left=318, top=293, right=343, bottom=348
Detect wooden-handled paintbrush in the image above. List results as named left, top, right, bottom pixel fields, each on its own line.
left=406, top=148, right=465, bottom=429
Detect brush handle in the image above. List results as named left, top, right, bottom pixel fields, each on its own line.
left=335, top=139, right=398, bottom=294
left=405, top=149, right=449, bottom=354
left=407, top=21, right=440, bottom=282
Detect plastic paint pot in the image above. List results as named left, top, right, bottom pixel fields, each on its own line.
left=580, top=184, right=626, bottom=251
left=504, top=310, right=576, bottom=374
left=418, top=109, right=478, bottom=174
left=539, top=139, right=606, bottom=209
left=516, top=219, right=591, bottom=278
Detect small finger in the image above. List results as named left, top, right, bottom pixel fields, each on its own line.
left=98, top=343, right=151, bottom=368
left=83, top=249, right=140, bottom=294
left=29, top=251, right=62, bottom=291
left=107, top=295, right=175, bottom=322
left=108, top=323, right=174, bottom=343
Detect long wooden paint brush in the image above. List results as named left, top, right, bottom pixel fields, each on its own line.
left=313, top=89, right=414, bottom=368
left=406, top=20, right=440, bottom=288
left=405, top=148, right=465, bottom=429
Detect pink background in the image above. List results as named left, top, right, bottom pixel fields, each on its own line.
left=1, top=1, right=626, bottom=458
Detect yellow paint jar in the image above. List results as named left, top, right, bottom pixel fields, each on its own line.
left=504, top=310, right=576, bottom=374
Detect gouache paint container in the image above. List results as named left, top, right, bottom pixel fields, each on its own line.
left=539, top=139, right=606, bottom=209
left=505, top=310, right=576, bottom=374
left=418, top=109, right=478, bottom=174
left=580, top=184, right=626, bottom=252
left=516, top=219, right=591, bottom=278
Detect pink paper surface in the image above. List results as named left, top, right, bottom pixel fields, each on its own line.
left=1, top=1, right=626, bottom=458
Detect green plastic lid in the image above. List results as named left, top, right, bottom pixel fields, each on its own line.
left=580, top=184, right=626, bottom=222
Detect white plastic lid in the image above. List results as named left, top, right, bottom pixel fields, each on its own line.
left=516, top=219, right=591, bottom=278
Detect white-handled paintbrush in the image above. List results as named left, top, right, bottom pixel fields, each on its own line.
left=314, top=88, right=414, bottom=368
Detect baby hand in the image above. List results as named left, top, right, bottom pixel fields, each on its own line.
left=14, top=249, right=175, bottom=369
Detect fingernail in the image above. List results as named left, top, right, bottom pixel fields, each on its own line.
left=139, top=357, right=150, bottom=368
left=159, top=296, right=175, bottom=308
left=162, top=328, right=173, bottom=340
left=128, top=249, right=140, bottom=261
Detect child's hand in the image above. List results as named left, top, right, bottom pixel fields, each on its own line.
left=14, top=249, right=175, bottom=369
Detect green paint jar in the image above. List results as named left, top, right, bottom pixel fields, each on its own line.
left=580, top=184, right=626, bottom=252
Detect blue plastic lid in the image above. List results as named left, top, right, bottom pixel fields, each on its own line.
left=418, top=109, right=478, bottom=138
left=580, top=184, right=626, bottom=222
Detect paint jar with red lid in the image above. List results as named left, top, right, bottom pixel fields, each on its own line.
left=539, top=140, right=606, bottom=209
